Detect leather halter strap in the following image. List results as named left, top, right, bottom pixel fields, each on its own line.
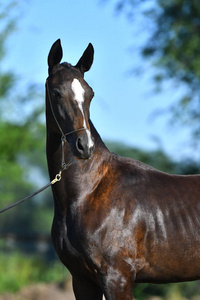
left=0, top=80, right=83, bottom=214
left=46, top=79, right=86, bottom=139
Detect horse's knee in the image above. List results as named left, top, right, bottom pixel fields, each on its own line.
left=100, top=266, right=134, bottom=300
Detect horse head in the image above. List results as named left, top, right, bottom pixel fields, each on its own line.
left=46, top=39, right=95, bottom=159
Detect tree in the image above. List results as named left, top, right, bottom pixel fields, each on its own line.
left=109, top=0, right=200, bottom=142
left=106, top=140, right=200, bottom=175
left=0, top=1, right=52, bottom=234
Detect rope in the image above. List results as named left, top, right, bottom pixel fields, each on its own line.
left=0, top=182, right=52, bottom=214
left=0, top=159, right=74, bottom=214
left=0, top=80, right=83, bottom=214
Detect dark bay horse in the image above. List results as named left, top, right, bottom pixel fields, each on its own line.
left=46, top=39, right=200, bottom=300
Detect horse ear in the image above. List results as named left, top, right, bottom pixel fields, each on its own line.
left=48, top=39, right=63, bottom=74
left=75, top=43, right=94, bottom=73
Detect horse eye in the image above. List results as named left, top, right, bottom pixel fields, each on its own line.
left=52, top=89, right=61, bottom=98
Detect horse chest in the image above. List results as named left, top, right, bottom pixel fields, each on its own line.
left=51, top=212, right=98, bottom=279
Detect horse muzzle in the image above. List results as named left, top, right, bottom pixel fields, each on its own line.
left=75, top=132, right=95, bottom=159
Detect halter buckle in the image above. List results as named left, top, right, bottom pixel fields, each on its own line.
left=61, top=135, right=67, bottom=142
left=51, top=171, right=62, bottom=185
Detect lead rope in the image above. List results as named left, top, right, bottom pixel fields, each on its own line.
left=0, top=81, right=74, bottom=214
left=0, top=145, right=73, bottom=214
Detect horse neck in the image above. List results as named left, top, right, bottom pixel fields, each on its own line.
left=46, top=119, right=111, bottom=213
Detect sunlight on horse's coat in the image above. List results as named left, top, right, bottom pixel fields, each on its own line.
left=46, top=39, right=200, bottom=300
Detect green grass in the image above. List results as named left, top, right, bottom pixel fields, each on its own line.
left=0, top=251, right=70, bottom=293
left=1, top=251, right=200, bottom=299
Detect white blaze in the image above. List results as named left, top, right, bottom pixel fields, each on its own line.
left=71, top=78, right=93, bottom=148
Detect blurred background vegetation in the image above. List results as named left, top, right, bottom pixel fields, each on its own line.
left=1, top=0, right=200, bottom=299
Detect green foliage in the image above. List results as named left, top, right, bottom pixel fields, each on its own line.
left=1, top=2, right=200, bottom=298
left=134, top=282, right=200, bottom=300
left=144, top=0, right=200, bottom=139
left=0, top=251, right=69, bottom=293
left=134, top=283, right=168, bottom=300
left=0, top=2, right=18, bottom=60
left=106, top=141, right=176, bottom=173
left=106, top=140, right=200, bottom=175
left=0, top=2, right=18, bottom=100
left=112, top=0, right=200, bottom=141
left=0, top=1, right=49, bottom=234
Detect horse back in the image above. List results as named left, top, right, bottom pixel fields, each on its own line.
left=120, top=157, right=200, bottom=283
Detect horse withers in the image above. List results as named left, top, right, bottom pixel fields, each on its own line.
left=46, top=39, right=200, bottom=300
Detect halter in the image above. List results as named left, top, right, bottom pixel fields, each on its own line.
left=0, top=81, right=87, bottom=214
left=46, top=79, right=87, bottom=171
left=46, top=79, right=86, bottom=139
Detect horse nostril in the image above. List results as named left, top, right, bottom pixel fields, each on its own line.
left=77, top=137, right=84, bottom=153
left=76, top=136, right=94, bottom=158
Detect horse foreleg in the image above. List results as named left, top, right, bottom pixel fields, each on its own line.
left=100, top=268, right=134, bottom=300
left=72, top=275, right=103, bottom=300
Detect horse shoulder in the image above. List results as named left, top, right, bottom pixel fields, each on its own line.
left=73, top=156, right=152, bottom=269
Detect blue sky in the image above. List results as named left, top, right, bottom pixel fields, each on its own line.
left=3, top=0, right=197, bottom=160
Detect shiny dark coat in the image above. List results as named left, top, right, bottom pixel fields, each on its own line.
left=46, top=39, right=200, bottom=300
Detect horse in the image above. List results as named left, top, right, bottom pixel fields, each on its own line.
left=46, top=39, right=200, bottom=300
